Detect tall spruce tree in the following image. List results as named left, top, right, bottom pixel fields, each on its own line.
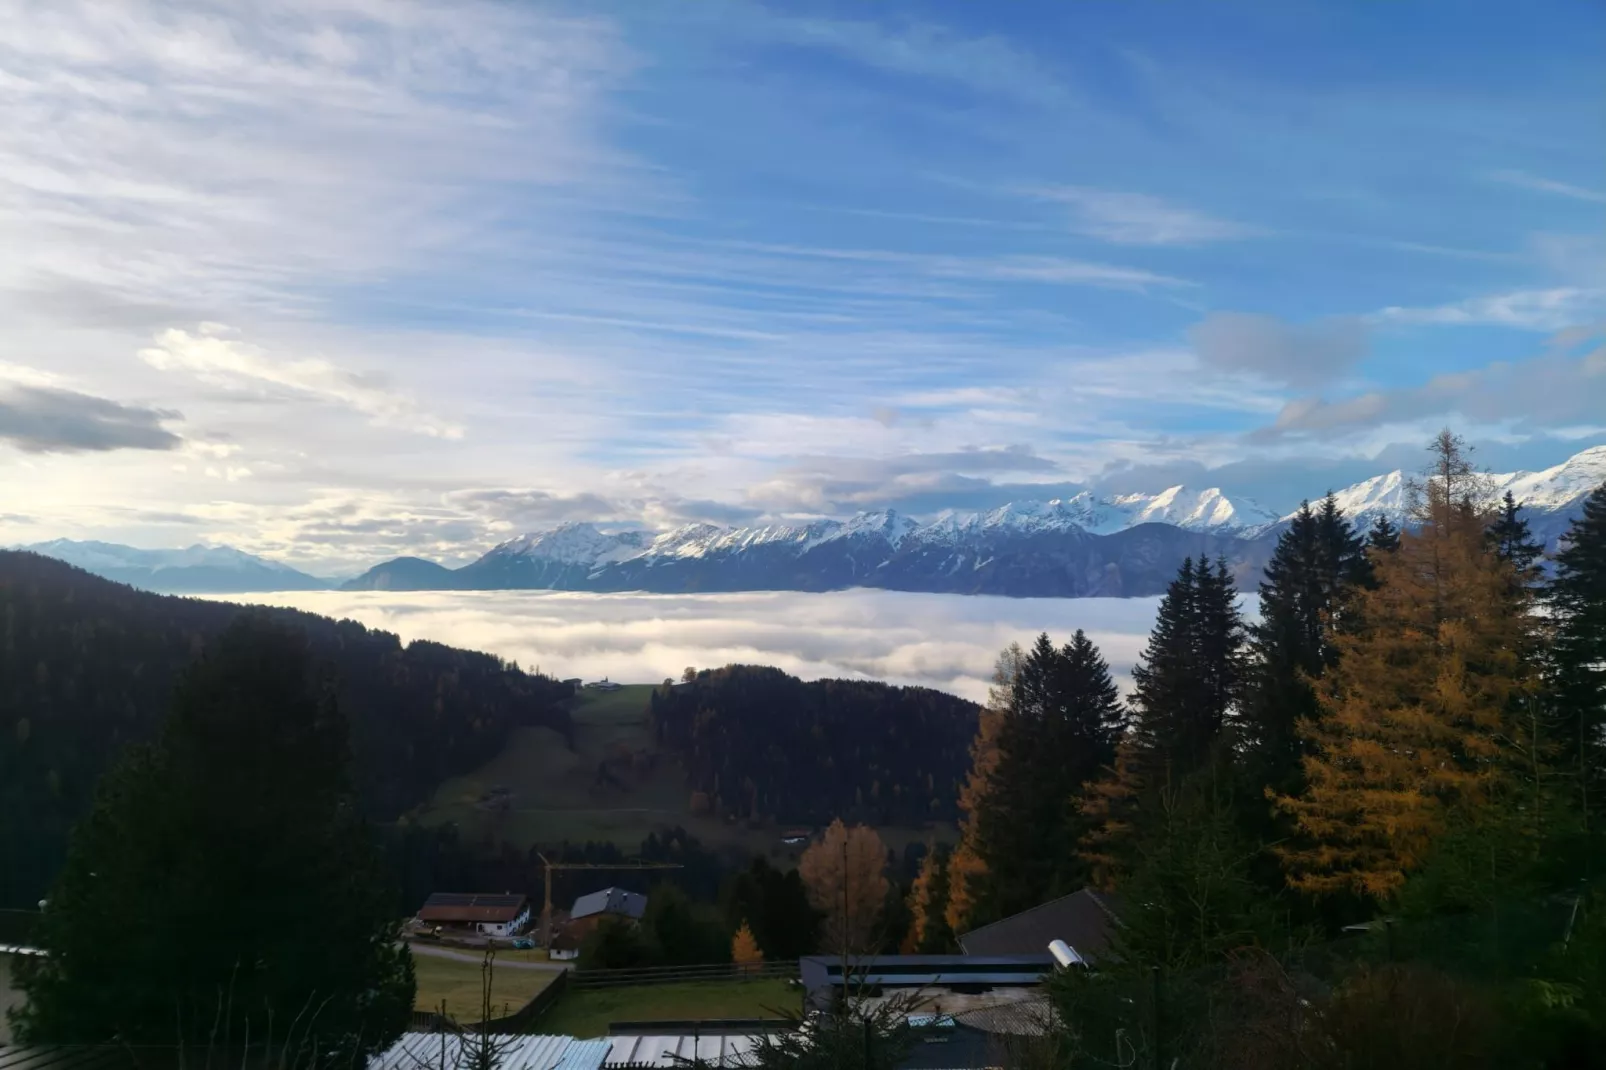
left=1126, top=558, right=1245, bottom=781
left=1274, top=432, right=1540, bottom=901
left=12, top=616, right=414, bottom=1057
left=1488, top=490, right=1545, bottom=583
left=1366, top=513, right=1401, bottom=554
left=972, top=630, right=1124, bottom=920
left=1081, top=558, right=1246, bottom=885
left=1240, top=497, right=1368, bottom=797
left=1549, top=480, right=1606, bottom=832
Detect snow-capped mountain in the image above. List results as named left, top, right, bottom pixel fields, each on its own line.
left=18, top=539, right=329, bottom=594
left=1281, top=445, right=1606, bottom=538
left=24, top=445, right=1603, bottom=601
left=341, top=445, right=1603, bottom=599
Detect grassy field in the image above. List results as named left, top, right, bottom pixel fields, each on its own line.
left=536, top=978, right=798, bottom=1039
left=411, top=684, right=953, bottom=861
left=411, top=952, right=559, bottom=1023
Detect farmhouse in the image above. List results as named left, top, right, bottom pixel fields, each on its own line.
left=417, top=892, right=532, bottom=938
left=566, top=887, right=648, bottom=940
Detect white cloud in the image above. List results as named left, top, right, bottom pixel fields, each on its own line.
left=1376, top=288, right=1605, bottom=331
left=197, top=588, right=1164, bottom=702
left=0, top=0, right=631, bottom=321
left=1028, top=186, right=1259, bottom=246
left=139, top=325, right=462, bottom=437
left=1490, top=170, right=1606, bottom=204
left=766, top=17, right=1071, bottom=107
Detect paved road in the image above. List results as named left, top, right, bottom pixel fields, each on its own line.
left=406, top=942, right=566, bottom=972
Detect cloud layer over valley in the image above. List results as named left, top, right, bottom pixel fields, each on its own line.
left=200, top=589, right=1164, bottom=703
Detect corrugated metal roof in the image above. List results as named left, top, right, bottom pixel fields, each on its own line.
left=569, top=889, right=647, bottom=922
left=0, top=1048, right=146, bottom=1070
left=602, top=1033, right=760, bottom=1068
left=370, top=1033, right=605, bottom=1070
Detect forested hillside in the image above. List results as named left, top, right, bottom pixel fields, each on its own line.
left=0, top=551, right=574, bottom=907
left=649, top=665, right=978, bottom=827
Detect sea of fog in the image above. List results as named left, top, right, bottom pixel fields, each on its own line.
left=198, top=589, right=1164, bottom=703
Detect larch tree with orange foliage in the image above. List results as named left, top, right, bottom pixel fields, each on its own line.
left=1274, top=431, right=1541, bottom=902
left=731, top=921, right=763, bottom=965
left=944, top=643, right=1022, bottom=937
left=904, top=845, right=955, bottom=953
left=799, top=819, right=891, bottom=956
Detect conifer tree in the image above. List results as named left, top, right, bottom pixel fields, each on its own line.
left=1081, top=558, right=1245, bottom=884
left=1488, top=490, right=1545, bottom=583
left=1549, top=480, right=1606, bottom=828
left=905, top=846, right=955, bottom=953
left=1274, top=431, right=1540, bottom=901
left=732, top=921, right=764, bottom=965
left=13, top=616, right=414, bottom=1055
left=1240, top=497, right=1367, bottom=797
left=972, top=631, right=1124, bottom=919
left=1366, top=513, right=1401, bottom=554
left=1128, top=558, right=1245, bottom=781
left=946, top=643, right=1022, bottom=936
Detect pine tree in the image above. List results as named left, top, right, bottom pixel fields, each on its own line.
left=971, top=631, right=1124, bottom=920
left=1274, top=432, right=1540, bottom=901
left=1549, top=480, right=1606, bottom=830
left=1127, top=558, right=1245, bottom=781
left=1488, top=490, right=1545, bottom=583
left=1367, top=513, right=1401, bottom=554
left=13, top=616, right=414, bottom=1055
left=1080, top=558, right=1245, bottom=885
left=1240, top=497, right=1368, bottom=797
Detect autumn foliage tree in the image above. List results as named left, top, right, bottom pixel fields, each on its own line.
left=732, top=921, right=764, bottom=965
left=944, top=643, right=1022, bottom=936
left=800, top=819, right=890, bottom=955
left=1275, top=432, right=1541, bottom=901
left=904, top=845, right=955, bottom=953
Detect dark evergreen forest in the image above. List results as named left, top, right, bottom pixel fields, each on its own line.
left=0, top=551, right=575, bottom=907
left=649, top=665, right=978, bottom=827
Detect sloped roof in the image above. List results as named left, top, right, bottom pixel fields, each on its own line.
left=958, top=889, right=1123, bottom=962
left=570, top=887, right=648, bottom=921
left=372, top=1034, right=609, bottom=1070
left=418, top=892, right=529, bottom=924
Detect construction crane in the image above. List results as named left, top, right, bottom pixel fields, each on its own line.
left=536, top=853, right=683, bottom=947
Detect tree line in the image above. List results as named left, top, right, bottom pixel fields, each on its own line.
left=907, top=431, right=1606, bottom=1066
left=0, top=551, right=576, bottom=908
left=648, top=665, right=978, bottom=827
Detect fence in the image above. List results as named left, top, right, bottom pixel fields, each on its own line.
left=571, top=960, right=797, bottom=990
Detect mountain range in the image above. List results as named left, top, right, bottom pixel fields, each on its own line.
left=19, top=446, right=1606, bottom=599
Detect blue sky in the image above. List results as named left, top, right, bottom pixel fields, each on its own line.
left=0, top=0, right=1602, bottom=571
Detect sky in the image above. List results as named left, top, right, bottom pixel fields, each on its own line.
left=2, top=0, right=1603, bottom=574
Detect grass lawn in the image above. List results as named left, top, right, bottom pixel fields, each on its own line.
left=409, top=682, right=954, bottom=861
left=412, top=953, right=558, bottom=1023
left=536, top=978, right=799, bottom=1039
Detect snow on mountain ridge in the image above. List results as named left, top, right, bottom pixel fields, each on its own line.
left=22, top=538, right=305, bottom=574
